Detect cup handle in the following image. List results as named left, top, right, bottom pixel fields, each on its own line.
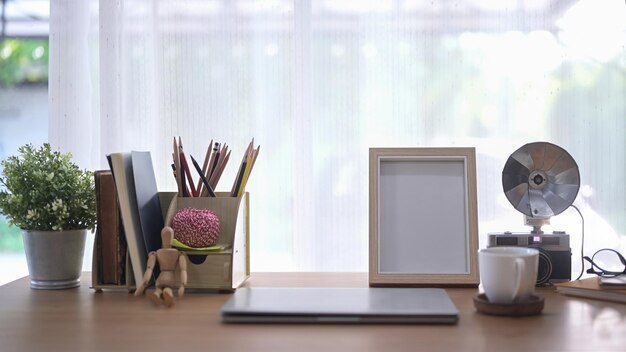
left=512, top=258, right=525, bottom=302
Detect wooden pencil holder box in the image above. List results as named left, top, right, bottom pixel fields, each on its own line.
left=92, top=192, right=250, bottom=292
left=163, top=192, right=250, bottom=291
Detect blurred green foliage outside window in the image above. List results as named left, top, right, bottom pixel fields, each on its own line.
left=0, top=38, right=49, bottom=251
left=0, top=38, right=48, bottom=86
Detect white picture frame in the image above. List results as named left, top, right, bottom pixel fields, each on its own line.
left=369, top=147, right=479, bottom=286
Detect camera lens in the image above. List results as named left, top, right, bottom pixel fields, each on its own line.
left=536, top=248, right=553, bottom=285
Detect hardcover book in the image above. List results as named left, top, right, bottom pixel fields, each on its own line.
left=108, top=153, right=147, bottom=287
left=131, top=151, right=164, bottom=278
left=94, top=170, right=126, bottom=284
left=556, top=277, right=626, bottom=304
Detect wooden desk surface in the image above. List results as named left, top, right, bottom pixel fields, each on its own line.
left=1, top=273, right=625, bottom=351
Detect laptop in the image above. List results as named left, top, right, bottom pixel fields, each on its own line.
left=220, top=287, right=458, bottom=324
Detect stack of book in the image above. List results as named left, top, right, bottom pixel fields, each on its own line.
left=555, top=277, right=626, bottom=304
left=93, top=152, right=166, bottom=289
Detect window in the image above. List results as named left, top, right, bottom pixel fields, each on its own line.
left=0, top=0, right=51, bottom=284
left=41, top=0, right=626, bottom=274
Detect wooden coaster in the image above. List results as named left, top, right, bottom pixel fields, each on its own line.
left=473, top=293, right=544, bottom=316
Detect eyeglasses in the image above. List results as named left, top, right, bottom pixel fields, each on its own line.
left=583, top=249, right=626, bottom=278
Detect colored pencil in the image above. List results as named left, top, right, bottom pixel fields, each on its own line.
left=190, top=154, right=216, bottom=197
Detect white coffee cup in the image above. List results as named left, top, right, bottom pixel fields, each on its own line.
left=479, top=247, right=539, bottom=304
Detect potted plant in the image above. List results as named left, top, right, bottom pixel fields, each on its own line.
left=0, top=143, right=96, bottom=289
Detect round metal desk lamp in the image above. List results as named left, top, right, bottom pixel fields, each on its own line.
left=502, top=141, right=580, bottom=225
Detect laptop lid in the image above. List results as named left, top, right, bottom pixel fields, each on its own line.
left=220, top=287, right=458, bottom=324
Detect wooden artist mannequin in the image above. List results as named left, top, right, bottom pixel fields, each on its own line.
left=135, top=226, right=187, bottom=307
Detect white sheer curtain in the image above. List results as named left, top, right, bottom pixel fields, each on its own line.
left=49, top=0, right=626, bottom=272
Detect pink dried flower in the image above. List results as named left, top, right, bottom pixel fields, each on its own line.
left=171, top=207, right=220, bottom=247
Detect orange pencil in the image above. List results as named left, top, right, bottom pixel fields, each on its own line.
left=178, top=137, right=197, bottom=197
left=210, top=150, right=231, bottom=189
left=197, top=139, right=213, bottom=196
left=209, top=142, right=221, bottom=179
left=200, top=142, right=218, bottom=196
left=173, top=137, right=182, bottom=196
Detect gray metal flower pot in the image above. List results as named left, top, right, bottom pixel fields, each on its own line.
left=22, top=229, right=87, bottom=289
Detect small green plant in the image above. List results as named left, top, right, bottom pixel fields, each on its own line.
left=0, top=144, right=96, bottom=231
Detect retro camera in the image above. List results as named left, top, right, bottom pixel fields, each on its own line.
left=488, top=231, right=571, bottom=285
left=494, top=142, right=579, bottom=286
